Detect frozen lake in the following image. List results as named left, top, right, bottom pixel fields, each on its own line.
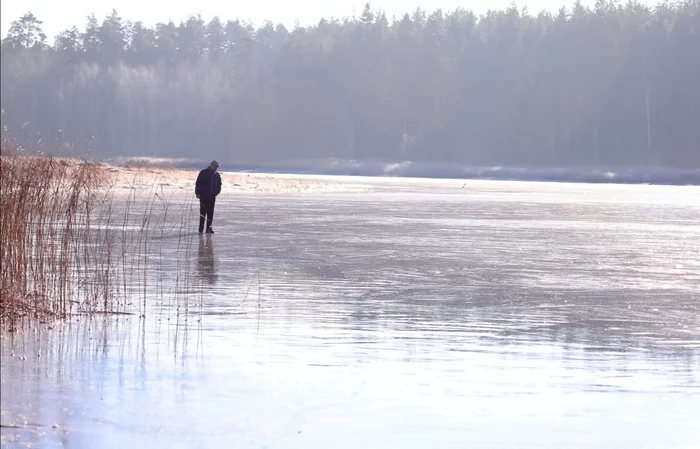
left=2, top=177, right=700, bottom=448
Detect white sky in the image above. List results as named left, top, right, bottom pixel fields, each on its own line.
left=2, top=0, right=657, bottom=40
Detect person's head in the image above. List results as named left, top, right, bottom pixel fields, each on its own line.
left=208, top=160, right=220, bottom=172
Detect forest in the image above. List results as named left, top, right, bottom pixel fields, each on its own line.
left=1, top=1, right=699, bottom=168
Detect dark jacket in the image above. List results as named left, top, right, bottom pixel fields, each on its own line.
left=195, top=168, right=222, bottom=199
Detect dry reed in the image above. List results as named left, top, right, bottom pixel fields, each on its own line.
left=1, top=135, right=104, bottom=320
left=0, top=132, right=200, bottom=326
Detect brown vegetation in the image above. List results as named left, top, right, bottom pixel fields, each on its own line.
left=0, top=135, right=199, bottom=324
left=1, top=136, right=113, bottom=321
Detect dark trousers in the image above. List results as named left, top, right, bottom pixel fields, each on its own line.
left=199, top=197, right=216, bottom=232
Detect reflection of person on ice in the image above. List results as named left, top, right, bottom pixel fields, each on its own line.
left=195, top=160, right=222, bottom=234
left=197, top=234, right=217, bottom=284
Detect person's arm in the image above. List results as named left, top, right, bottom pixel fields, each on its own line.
left=195, top=170, right=203, bottom=197
left=214, top=173, right=222, bottom=197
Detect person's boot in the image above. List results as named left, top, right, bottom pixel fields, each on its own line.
left=206, top=227, right=214, bottom=234
left=199, top=217, right=205, bottom=234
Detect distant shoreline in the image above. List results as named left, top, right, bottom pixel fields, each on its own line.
left=103, top=157, right=700, bottom=187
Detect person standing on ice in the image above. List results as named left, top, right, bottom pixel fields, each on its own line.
left=195, top=160, right=222, bottom=234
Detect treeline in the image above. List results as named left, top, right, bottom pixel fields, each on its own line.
left=1, top=1, right=699, bottom=168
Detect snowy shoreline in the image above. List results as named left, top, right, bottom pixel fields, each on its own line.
left=102, top=164, right=374, bottom=195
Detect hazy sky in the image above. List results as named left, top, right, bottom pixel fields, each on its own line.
left=2, top=0, right=657, bottom=40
